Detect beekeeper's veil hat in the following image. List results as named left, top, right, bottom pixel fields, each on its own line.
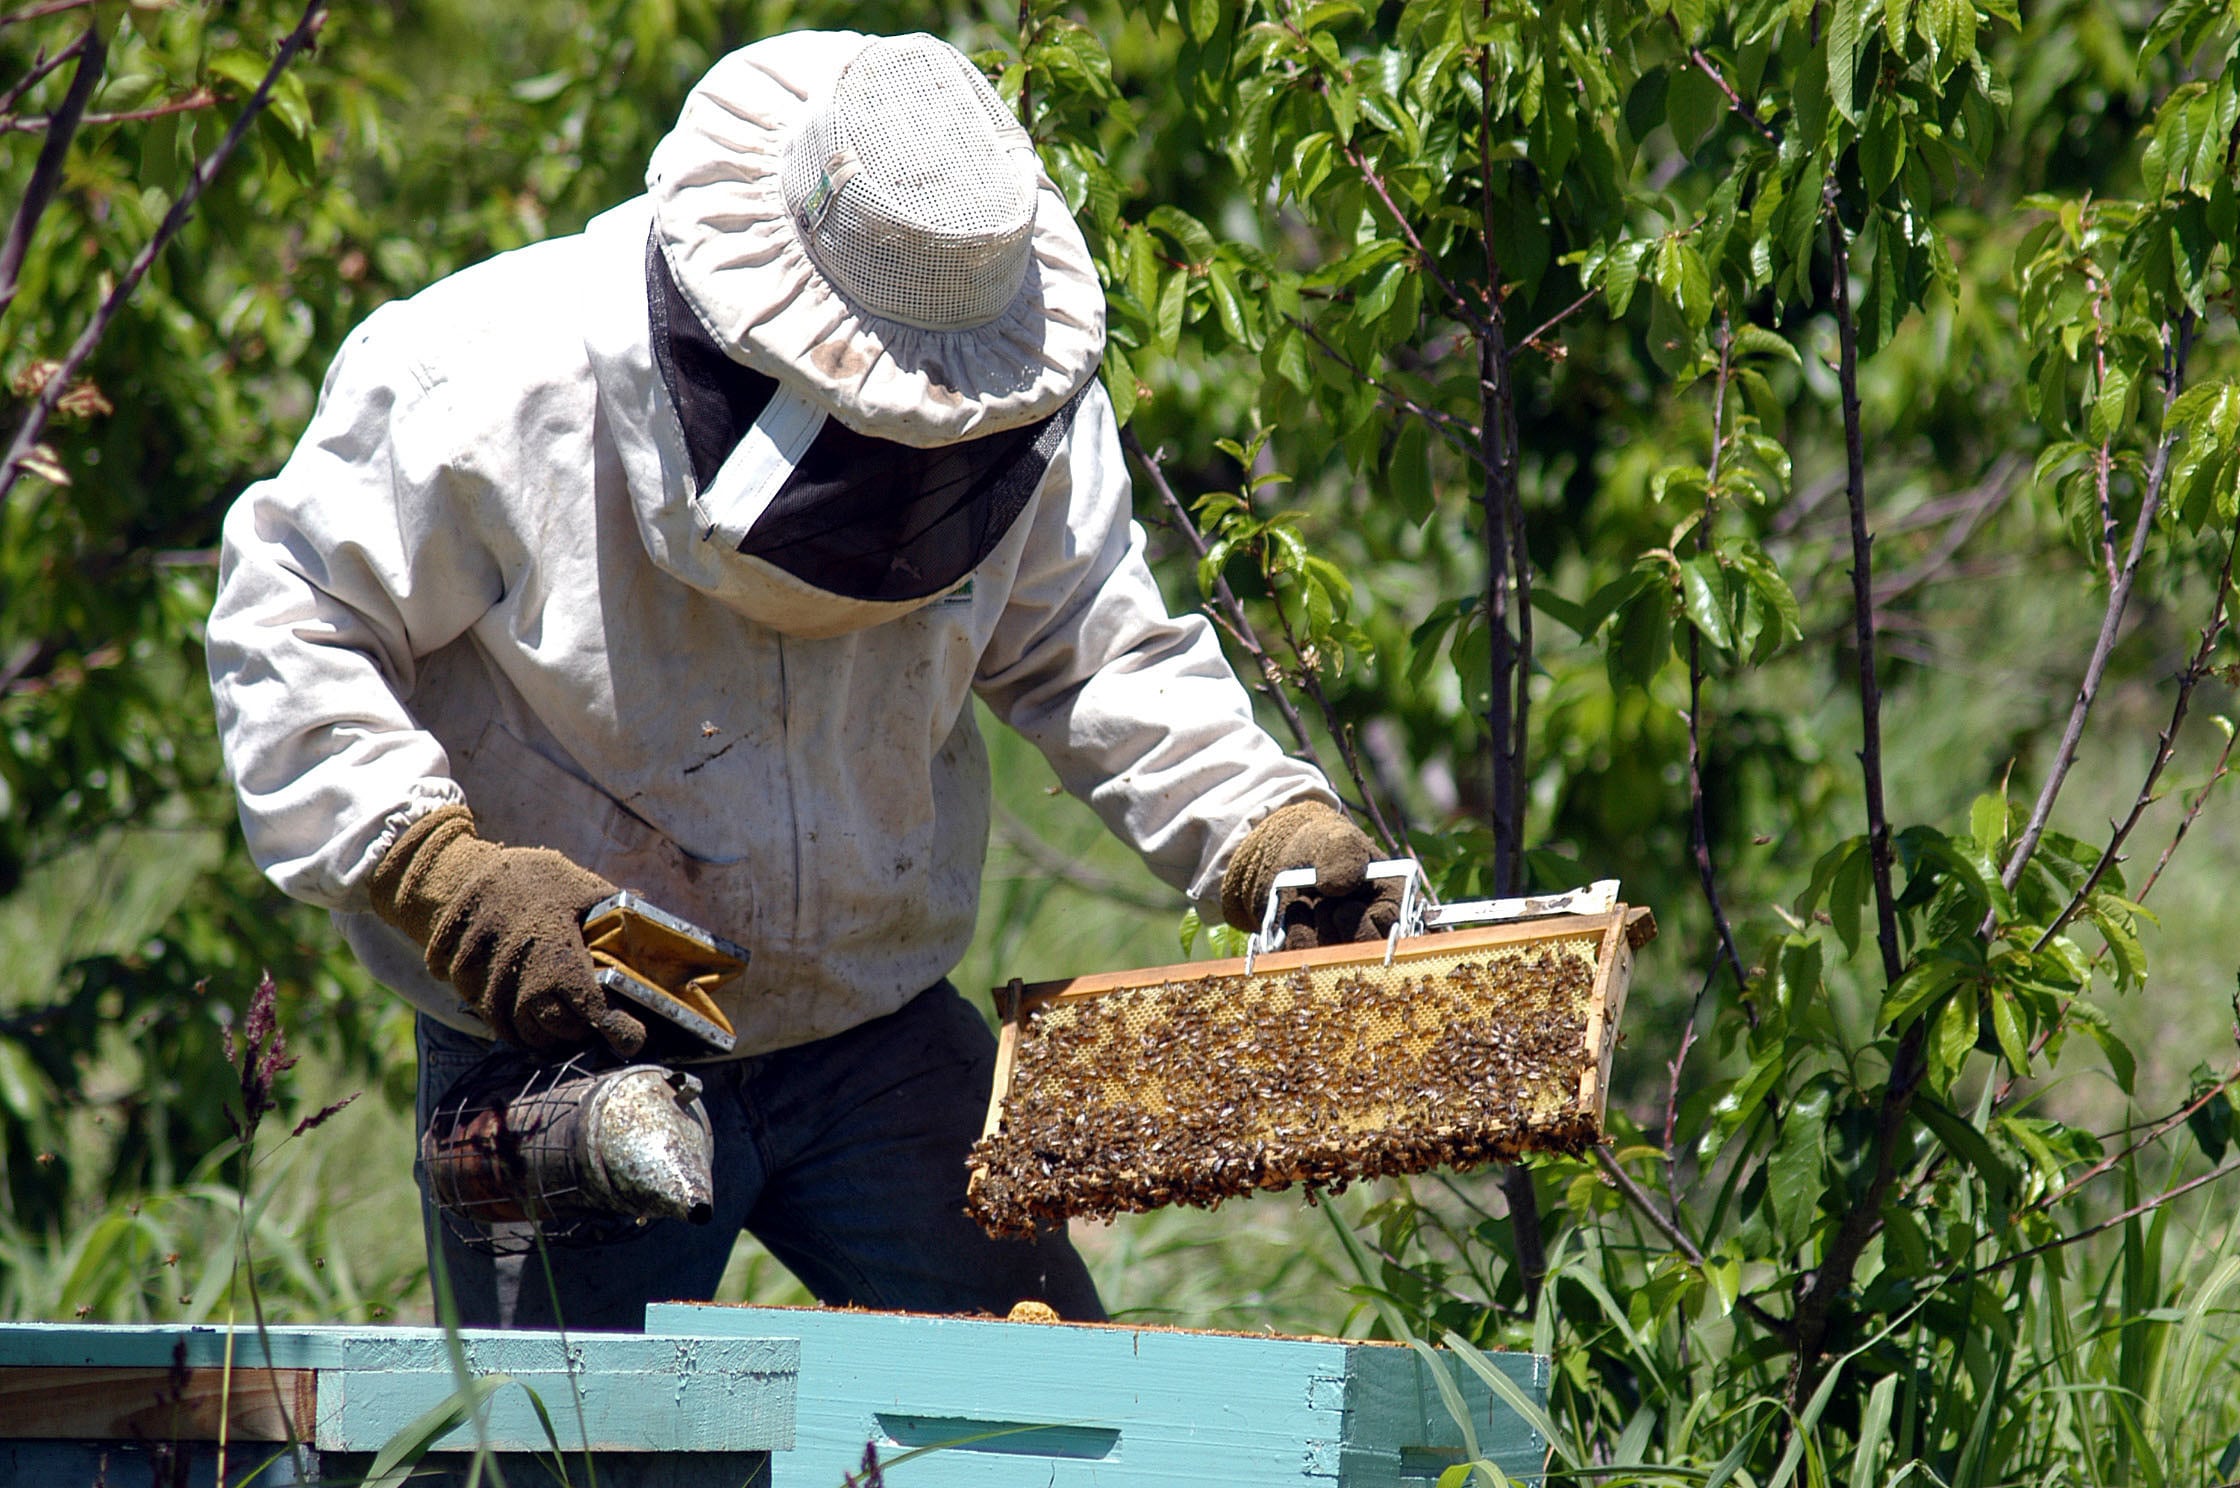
left=646, top=31, right=1104, bottom=448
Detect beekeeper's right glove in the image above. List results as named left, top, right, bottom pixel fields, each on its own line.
left=369, top=804, right=647, bottom=1057
left=1219, top=800, right=1402, bottom=952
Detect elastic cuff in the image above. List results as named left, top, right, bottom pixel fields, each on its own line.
left=363, top=781, right=468, bottom=879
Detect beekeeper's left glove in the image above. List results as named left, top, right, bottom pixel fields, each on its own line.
left=369, top=804, right=646, bottom=1058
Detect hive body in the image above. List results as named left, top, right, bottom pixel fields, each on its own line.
left=969, top=907, right=1652, bottom=1236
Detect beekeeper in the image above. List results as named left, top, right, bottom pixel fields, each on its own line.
left=207, top=30, right=1399, bottom=1329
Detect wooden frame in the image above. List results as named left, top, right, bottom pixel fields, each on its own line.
left=979, top=906, right=1656, bottom=1152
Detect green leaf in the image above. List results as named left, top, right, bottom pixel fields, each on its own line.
left=1604, top=242, right=1645, bottom=318
left=1680, top=555, right=1735, bottom=650
left=1990, top=989, right=2032, bottom=1074
left=1147, top=205, right=1220, bottom=265
left=1768, top=1080, right=1831, bottom=1246
left=1970, top=791, right=2008, bottom=858
left=1103, top=341, right=1139, bottom=426
left=1609, top=589, right=1673, bottom=690
left=1827, top=0, right=1872, bottom=123
left=1667, top=63, right=1725, bottom=153
left=1917, top=1093, right=2016, bottom=1201
left=1831, top=841, right=1871, bottom=957
left=1389, top=419, right=1434, bottom=524
left=363, top=1374, right=512, bottom=1488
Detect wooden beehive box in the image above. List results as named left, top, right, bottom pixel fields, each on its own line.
left=0, top=1321, right=795, bottom=1486
left=650, top=1301, right=1552, bottom=1488
left=969, top=906, right=1654, bottom=1236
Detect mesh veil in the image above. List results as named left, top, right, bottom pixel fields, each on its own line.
left=649, top=237, right=1077, bottom=603
left=779, top=35, right=1039, bottom=331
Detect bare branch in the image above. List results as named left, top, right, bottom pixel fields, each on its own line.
left=0, top=20, right=103, bottom=320
left=1985, top=1158, right=2240, bottom=1275
left=1595, top=1147, right=1796, bottom=1344
left=1999, top=317, right=2196, bottom=920
left=0, top=88, right=216, bottom=132
left=1121, top=428, right=1324, bottom=767
left=2032, top=1066, right=2240, bottom=1214
left=1827, top=208, right=1903, bottom=985
left=1287, top=312, right=1486, bottom=467
left=1519, top=286, right=1598, bottom=355
left=0, top=37, right=80, bottom=118
left=0, top=0, right=330, bottom=508
left=1658, top=15, right=1780, bottom=145
left=991, top=803, right=1181, bottom=913
left=0, top=0, right=95, bottom=27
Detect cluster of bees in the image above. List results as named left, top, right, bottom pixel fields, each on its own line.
left=967, top=940, right=1603, bottom=1238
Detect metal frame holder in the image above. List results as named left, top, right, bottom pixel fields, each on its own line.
left=1247, top=862, right=1623, bottom=971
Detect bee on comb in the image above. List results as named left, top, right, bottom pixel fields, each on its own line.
left=966, top=880, right=1653, bottom=1239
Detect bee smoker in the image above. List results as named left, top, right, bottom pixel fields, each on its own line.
left=421, top=894, right=748, bottom=1251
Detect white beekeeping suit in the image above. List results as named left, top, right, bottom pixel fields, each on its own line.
left=207, top=30, right=1338, bottom=1057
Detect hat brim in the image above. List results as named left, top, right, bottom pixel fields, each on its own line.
left=647, top=30, right=1106, bottom=449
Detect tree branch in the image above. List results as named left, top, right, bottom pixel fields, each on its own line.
left=1688, top=320, right=1751, bottom=1000
left=1984, top=1158, right=2240, bottom=1275
left=0, top=0, right=94, bottom=27
left=1121, top=428, right=1325, bottom=768
left=0, top=88, right=215, bottom=132
left=1265, top=580, right=1408, bottom=855
left=1595, top=1147, right=1795, bottom=1344
left=0, top=0, right=329, bottom=507
left=0, top=37, right=80, bottom=118
left=0, top=20, right=103, bottom=321
left=1287, top=312, right=1486, bottom=467
left=1659, top=15, right=1780, bottom=145
left=1790, top=204, right=1919, bottom=1411
left=2031, top=1066, right=2240, bottom=1215
left=1998, top=317, right=2195, bottom=924
left=1828, top=208, right=1903, bottom=985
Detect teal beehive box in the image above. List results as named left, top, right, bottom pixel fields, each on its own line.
left=649, top=1301, right=1550, bottom=1487
left=0, top=1321, right=796, bottom=1486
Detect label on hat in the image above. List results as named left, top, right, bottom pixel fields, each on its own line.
left=797, top=151, right=860, bottom=234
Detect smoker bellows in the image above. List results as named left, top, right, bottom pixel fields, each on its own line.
left=967, top=902, right=1653, bottom=1238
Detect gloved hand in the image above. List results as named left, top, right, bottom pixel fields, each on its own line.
left=1219, top=800, right=1403, bottom=952
left=369, top=804, right=647, bottom=1058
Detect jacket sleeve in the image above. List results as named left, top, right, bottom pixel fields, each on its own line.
left=206, top=305, right=507, bottom=911
left=975, top=379, right=1339, bottom=915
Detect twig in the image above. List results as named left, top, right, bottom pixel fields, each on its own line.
left=1594, top=1148, right=1796, bottom=1344
left=0, top=36, right=81, bottom=118
left=0, top=19, right=103, bottom=320
left=1014, top=0, right=1034, bottom=135
left=1687, top=320, right=1751, bottom=999
left=1346, top=141, right=1487, bottom=337
left=0, top=88, right=215, bottom=132
left=1121, top=428, right=1325, bottom=772
left=990, top=803, right=1181, bottom=913
left=1999, top=317, right=2195, bottom=924
left=1983, top=1158, right=2240, bottom=1275
left=2032, top=1067, right=2240, bottom=1214
left=1519, top=287, right=1598, bottom=354
left=1658, top=14, right=1780, bottom=144
left=0, top=0, right=330, bottom=507
left=2139, top=714, right=2240, bottom=903
left=2024, top=327, right=2213, bottom=945
left=1265, top=582, right=1407, bottom=855
left=1287, top=312, right=1486, bottom=467
left=0, top=0, right=94, bottom=26
left=1827, top=208, right=1903, bottom=985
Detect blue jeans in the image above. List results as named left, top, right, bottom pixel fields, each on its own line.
left=414, top=983, right=1104, bottom=1329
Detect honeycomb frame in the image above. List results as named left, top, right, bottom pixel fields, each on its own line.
left=966, top=905, right=1655, bottom=1237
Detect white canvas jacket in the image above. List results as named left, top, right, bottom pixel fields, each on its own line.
left=207, top=196, right=1334, bottom=1055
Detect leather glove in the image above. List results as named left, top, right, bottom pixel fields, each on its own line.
left=1219, top=800, right=1403, bottom=952
left=369, top=804, right=647, bottom=1058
